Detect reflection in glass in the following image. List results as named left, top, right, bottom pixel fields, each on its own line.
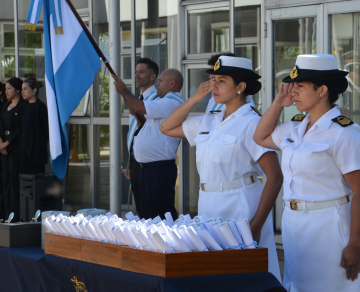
left=274, top=18, right=316, bottom=124
left=188, top=68, right=212, bottom=112
left=188, top=7, right=229, bottom=54
left=135, top=0, right=178, bottom=96
left=1, top=5, right=16, bottom=80
left=93, top=0, right=132, bottom=117
left=234, top=1, right=261, bottom=109
left=71, top=0, right=89, bottom=9
left=67, top=125, right=91, bottom=208
left=331, top=13, right=360, bottom=124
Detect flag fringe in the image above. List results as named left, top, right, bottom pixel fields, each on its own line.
left=25, top=21, right=36, bottom=31
left=55, top=27, right=64, bottom=34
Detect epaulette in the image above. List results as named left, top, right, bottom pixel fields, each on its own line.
left=291, top=114, right=307, bottom=122
left=210, top=110, right=222, bottom=114
left=250, top=106, right=262, bottom=116
left=331, top=115, right=354, bottom=127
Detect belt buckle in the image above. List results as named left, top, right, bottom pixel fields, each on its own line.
left=140, top=163, right=143, bottom=168
left=290, top=201, right=299, bottom=210
left=200, top=183, right=206, bottom=191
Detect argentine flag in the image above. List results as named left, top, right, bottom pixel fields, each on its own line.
left=43, top=0, right=101, bottom=179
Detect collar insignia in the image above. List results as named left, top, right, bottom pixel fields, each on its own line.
left=331, top=115, right=354, bottom=127
left=290, top=66, right=298, bottom=80
left=214, top=59, right=221, bottom=71
left=210, top=110, right=222, bottom=114
left=250, top=106, right=262, bottom=116
left=291, top=114, right=307, bottom=122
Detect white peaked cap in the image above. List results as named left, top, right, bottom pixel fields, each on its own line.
left=219, top=56, right=253, bottom=70
left=295, top=54, right=339, bottom=71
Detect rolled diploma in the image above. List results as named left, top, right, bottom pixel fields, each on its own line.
left=113, top=227, right=133, bottom=246
left=236, top=219, right=255, bottom=249
left=123, top=227, right=141, bottom=248
left=205, top=219, right=222, bottom=244
left=184, top=214, right=192, bottom=222
left=85, top=222, right=100, bottom=240
left=79, top=223, right=94, bottom=239
left=227, top=219, right=244, bottom=245
left=55, top=219, right=68, bottom=235
left=165, top=212, right=175, bottom=226
left=130, top=228, right=149, bottom=250
left=42, top=219, right=56, bottom=233
left=59, top=220, right=73, bottom=236
left=168, top=230, right=191, bottom=252
left=104, top=221, right=117, bottom=243
left=125, top=211, right=135, bottom=221
left=193, top=216, right=200, bottom=222
left=99, top=223, right=113, bottom=243
left=197, top=222, right=206, bottom=231
left=138, top=229, right=157, bottom=251
left=47, top=219, right=62, bottom=234
left=199, top=229, right=222, bottom=251
left=219, top=222, right=240, bottom=249
left=146, top=231, right=162, bottom=251
left=153, top=216, right=162, bottom=224
left=152, top=231, right=174, bottom=253
left=90, top=220, right=107, bottom=241
left=215, top=217, right=223, bottom=223
left=178, top=226, right=197, bottom=251
left=73, top=222, right=86, bottom=238
left=199, top=214, right=209, bottom=223
left=185, top=226, right=208, bottom=252
left=155, top=222, right=167, bottom=234
left=111, top=227, right=124, bottom=245
left=213, top=222, right=228, bottom=248
left=64, top=218, right=81, bottom=237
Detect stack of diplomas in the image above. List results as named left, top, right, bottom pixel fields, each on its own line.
left=43, top=211, right=256, bottom=253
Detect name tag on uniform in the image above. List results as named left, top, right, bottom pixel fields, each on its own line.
left=199, top=132, right=209, bottom=135
left=287, top=138, right=294, bottom=143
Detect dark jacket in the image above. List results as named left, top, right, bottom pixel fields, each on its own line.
left=0, top=99, right=26, bottom=154
left=20, top=99, right=49, bottom=165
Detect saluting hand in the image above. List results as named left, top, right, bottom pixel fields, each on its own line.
left=273, top=83, right=295, bottom=108
left=111, top=74, right=128, bottom=95
left=191, top=79, right=214, bottom=102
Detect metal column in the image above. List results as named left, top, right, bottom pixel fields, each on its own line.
left=109, top=0, right=122, bottom=215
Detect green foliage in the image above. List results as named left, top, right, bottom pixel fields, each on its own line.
left=99, top=71, right=110, bottom=111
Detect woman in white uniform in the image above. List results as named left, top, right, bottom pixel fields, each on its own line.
left=160, top=56, right=283, bottom=281
left=254, top=54, right=360, bottom=291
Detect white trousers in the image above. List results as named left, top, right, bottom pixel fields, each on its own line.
left=282, top=202, right=360, bottom=292
left=198, top=180, right=281, bottom=282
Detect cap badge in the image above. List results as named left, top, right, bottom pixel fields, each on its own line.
left=214, top=59, right=221, bottom=71
left=290, top=66, right=298, bottom=80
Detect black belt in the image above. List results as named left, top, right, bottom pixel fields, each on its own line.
left=140, top=159, right=175, bottom=168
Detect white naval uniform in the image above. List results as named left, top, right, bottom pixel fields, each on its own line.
left=182, top=103, right=281, bottom=281
left=205, top=95, right=256, bottom=112
left=271, top=106, right=360, bottom=292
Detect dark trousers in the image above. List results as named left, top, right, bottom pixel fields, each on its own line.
left=2, top=144, right=20, bottom=222
left=0, top=155, right=4, bottom=219
left=19, top=150, right=45, bottom=174
left=130, top=155, right=141, bottom=217
left=139, top=159, right=178, bottom=220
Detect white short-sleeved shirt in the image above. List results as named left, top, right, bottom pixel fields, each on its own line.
left=133, top=92, right=183, bottom=163
left=205, top=95, right=256, bottom=112
left=182, top=103, right=274, bottom=184
left=271, top=106, right=360, bottom=202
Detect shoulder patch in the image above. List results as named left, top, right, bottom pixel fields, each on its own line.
left=250, top=106, right=262, bottom=116
left=331, top=115, right=354, bottom=127
left=210, top=110, right=222, bottom=114
left=291, top=114, right=307, bottom=122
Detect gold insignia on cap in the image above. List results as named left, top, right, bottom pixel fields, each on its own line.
left=214, top=59, right=220, bottom=71
left=290, top=66, right=298, bottom=80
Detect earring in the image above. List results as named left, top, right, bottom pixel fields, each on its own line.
left=32, top=92, right=35, bottom=95
left=238, top=91, right=241, bottom=94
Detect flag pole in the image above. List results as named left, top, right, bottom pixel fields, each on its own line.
left=65, top=0, right=145, bottom=125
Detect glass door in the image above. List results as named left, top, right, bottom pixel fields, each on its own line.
left=264, top=5, right=323, bottom=242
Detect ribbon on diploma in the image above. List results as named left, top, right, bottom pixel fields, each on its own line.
left=26, top=0, right=64, bottom=34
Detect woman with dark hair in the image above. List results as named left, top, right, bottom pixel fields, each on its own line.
left=0, top=82, right=5, bottom=219
left=160, top=56, right=283, bottom=281
left=254, top=54, right=360, bottom=291
left=0, top=77, right=26, bottom=222
left=20, top=78, right=49, bottom=174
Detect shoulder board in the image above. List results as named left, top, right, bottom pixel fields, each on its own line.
left=291, top=114, right=307, bottom=122
left=331, top=115, right=354, bottom=127
left=250, top=106, right=262, bottom=116
left=210, top=110, right=222, bottom=114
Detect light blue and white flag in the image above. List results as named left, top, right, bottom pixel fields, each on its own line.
left=26, top=0, right=63, bottom=34
left=42, top=0, right=101, bottom=179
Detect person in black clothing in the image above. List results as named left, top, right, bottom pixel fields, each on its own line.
left=0, top=78, right=26, bottom=222
left=0, top=82, right=5, bottom=219
left=20, top=78, right=49, bottom=174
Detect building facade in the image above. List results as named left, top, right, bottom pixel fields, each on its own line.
left=1, top=0, right=359, bottom=245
